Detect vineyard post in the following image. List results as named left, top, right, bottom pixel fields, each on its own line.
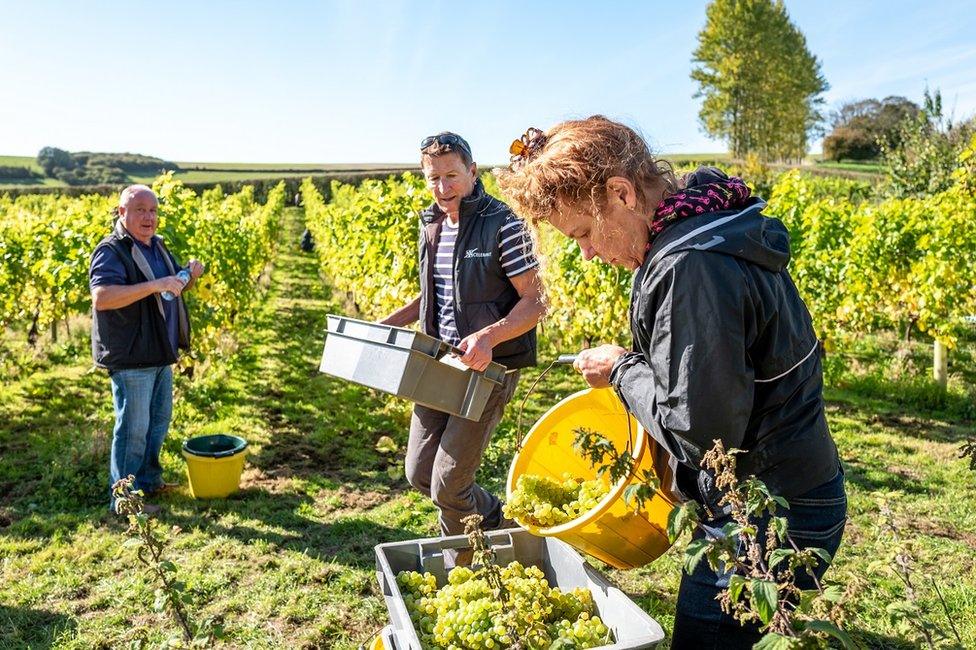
left=933, top=340, right=948, bottom=389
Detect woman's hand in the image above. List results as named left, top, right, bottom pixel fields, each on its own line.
left=573, top=344, right=627, bottom=388
left=457, top=330, right=495, bottom=372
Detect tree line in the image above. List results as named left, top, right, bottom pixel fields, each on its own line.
left=691, top=0, right=973, bottom=168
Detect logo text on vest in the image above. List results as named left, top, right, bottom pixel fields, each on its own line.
left=465, top=249, right=491, bottom=259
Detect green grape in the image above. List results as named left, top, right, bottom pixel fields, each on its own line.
left=504, top=473, right=609, bottom=528
left=395, top=560, right=614, bottom=649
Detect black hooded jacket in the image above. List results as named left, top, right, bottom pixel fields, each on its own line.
left=609, top=168, right=840, bottom=513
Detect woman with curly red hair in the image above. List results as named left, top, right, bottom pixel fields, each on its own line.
left=496, top=115, right=845, bottom=648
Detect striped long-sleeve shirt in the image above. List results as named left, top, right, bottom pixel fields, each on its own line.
left=433, top=215, right=538, bottom=345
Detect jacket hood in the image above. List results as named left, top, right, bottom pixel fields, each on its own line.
left=646, top=198, right=791, bottom=273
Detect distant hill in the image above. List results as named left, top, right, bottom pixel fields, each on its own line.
left=35, top=147, right=180, bottom=186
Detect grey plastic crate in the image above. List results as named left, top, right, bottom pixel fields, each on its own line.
left=320, top=315, right=507, bottom=421
left=375, top=529, right=665, bottom=650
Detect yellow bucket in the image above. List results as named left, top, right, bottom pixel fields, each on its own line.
left=181, top=434, right=248, bottom=499
left=367, top=635, right=386, bottom=650
left=506, top=388, right=676, bottom=570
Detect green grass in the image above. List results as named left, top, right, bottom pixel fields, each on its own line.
left=0, top=155, right=42, bottom=172
left=173, top=162, right=416, bottom=172
left=0, top=156, right=419, bottom=190
left=2, top=209, right=975, bottom=648
left=0, top=155, right=62, bottom=187
left=816, top=160, right=886, bottom=174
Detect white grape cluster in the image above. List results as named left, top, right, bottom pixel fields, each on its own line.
left=503, top=474, right=609, bottom=528
left=396, top=561, right=612, bottom=649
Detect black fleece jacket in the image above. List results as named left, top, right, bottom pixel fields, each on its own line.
left=610, top=168, right=840, bottom=513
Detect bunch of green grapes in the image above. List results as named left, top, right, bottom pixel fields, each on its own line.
left=396, top=561, right=613, bottom=649
left=548, top=612, right=613, bottom=648
left=503, top=474, right=609, bottom=528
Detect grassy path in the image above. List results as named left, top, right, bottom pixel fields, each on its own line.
left=1, top=208, right=436, bottom=648
left=2, top=207, right=976, bottom=648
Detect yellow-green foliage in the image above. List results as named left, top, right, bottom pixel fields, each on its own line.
left=766, top=162, right=976, bottom=347
left=301, top=175, right=425, bottom=320
left=532, top=223, right=631, bottom=348
left=0, top=193, right=115, bottom=330
left=302, top=174, right=632, bottom=348
left=302, top=165, right=974, bottom=351
left=0, top=174, right=285, bottom=359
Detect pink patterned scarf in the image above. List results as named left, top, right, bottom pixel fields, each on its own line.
left=650, top=176, right=752, bottom=240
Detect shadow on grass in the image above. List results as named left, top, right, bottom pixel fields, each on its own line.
left=849, top=629, right=919, bottom=649
left=153, top=230, right=417, bottom=565
left=0, top=605, right=76, bottom=650
left=842, top=458, right=934, bottom=496
left=156, top=485, right=417, bottom=567
left=0, top=367, right=110, bottom=525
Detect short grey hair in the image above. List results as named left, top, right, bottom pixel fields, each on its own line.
left=119, top=184, right=156, bottom=208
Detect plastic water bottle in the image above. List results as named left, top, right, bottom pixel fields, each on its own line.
left=161, top=268, right=191, bottom=301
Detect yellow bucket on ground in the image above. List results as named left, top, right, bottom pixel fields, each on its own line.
left=506, top=388, right=676, bottom=570
left=181, top=434, right=248, bottom=498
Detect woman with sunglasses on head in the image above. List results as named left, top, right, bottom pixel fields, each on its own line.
left=495, top=116, right=845, bottom=648
left=380, top=132, right=545, bottom=559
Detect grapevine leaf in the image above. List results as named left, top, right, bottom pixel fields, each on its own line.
left=797, top=589, right=819, bottom=614
left=768, top=548, right=794, bottom=570
left=683, top=538, right=711, bottom=574
left=809, top=546, right=833, bottom=566
left=728, top=574, right=747, bottom=604
left=771, top=516, right=789, bottom=542
left=752, top=633, right=797, bottom=650
left=750, top=579, right=779, bottom=625
left=821, top=584, right=844, bottom=603
left=802, top=620, right=856, bottom=649
left=667, top=502, right=699, bottom=542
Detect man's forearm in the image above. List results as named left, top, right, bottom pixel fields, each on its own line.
left=381, top=295, right=421, bottom=327
left=92, top=281, right=160, bottom=311
left=483, top=294, right=546, bottom=347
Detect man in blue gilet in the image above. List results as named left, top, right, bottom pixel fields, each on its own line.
left=89, top=184, right=204, bottom=514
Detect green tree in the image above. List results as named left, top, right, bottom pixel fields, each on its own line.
left=823, top=96, right=920, bottom=161
left=691, top=0, right=828, bottom=161
left=881, top=87, right=976, bottom=197
left=36, top=146, right=74, bottom=176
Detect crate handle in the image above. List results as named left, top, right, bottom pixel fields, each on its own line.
left=419, top=530, right=515, bottom=552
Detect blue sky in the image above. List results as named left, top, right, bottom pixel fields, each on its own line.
left=1, top=1, right=974, bottom=163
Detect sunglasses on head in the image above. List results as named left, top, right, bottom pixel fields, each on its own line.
left=420, top=133, right=472, bottom=157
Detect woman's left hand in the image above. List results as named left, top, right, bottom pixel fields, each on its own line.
left=574, top=344, right=627, bottom=388
left=457, top=330, right=495, bottom=372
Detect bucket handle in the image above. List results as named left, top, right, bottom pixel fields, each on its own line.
left=512, top=355, right=635, bottom=464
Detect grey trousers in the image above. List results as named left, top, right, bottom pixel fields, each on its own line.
left=405, top=371, right=520, bottom=537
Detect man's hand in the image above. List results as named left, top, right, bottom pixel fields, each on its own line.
left=155, top=276, right=186, bottom=298
left=457, top=330, right=495, bottom=372
left=573, top=344, right=627, bottom=388
left=187, top=259, right=205, bottom=279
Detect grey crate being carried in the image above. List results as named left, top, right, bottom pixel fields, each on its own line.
left=375, top=528, right=665, bottom=649
left=320, top=315, right=507, bottom=421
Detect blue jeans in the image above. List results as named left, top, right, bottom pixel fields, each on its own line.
left=670, top=469, right=847, bottom=649
left=108, top=365, right=173, bottom=508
